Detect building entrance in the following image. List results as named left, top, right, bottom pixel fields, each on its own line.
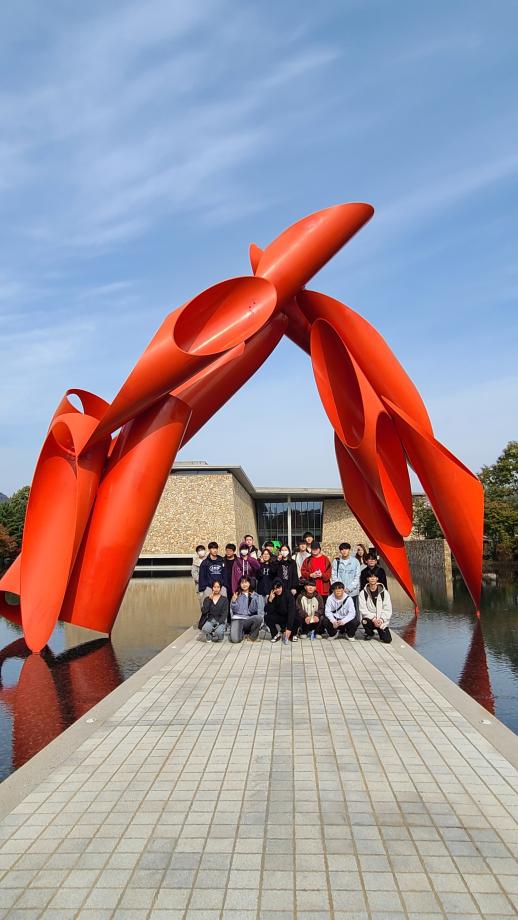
left=256, top=498, right=323, bottom=549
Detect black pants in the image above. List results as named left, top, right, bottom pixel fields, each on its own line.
left=298, top=617, right=325, bottom=636
left=325, top=612, right=360, bottom=638
left=363, top=617, right=392, bottom=643
left=265, top=610, right=295, bottom=638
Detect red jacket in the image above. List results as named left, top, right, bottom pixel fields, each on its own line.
left=301, top=553, right=332, bottom=596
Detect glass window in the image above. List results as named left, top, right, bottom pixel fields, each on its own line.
left=256, top=501, right=289, bottom=548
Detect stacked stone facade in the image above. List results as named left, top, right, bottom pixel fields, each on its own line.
left=142, top=468, right=450, bottom=583
left=142, top=472, right=258, bottom=554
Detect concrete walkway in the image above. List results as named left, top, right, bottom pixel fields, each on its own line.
left=0, top=631, right=517, bottom=919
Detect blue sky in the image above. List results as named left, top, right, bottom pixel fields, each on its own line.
left=1, top=0, right=517, bottom=494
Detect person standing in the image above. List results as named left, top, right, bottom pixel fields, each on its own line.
left=292, top=538, right=310, bottom=580
left=296, top=579, right=324, bottom=639
left=276, top=543, right=298, bottom=595
left=198, top=542, right=228, bottom=597
left=230, top=576, right=263, bottom=643
left=356, top=543, right=368, bottom=570
left=359, top=572, right=393, bottom=643
left=232, top=542, right=260, bottom=595
left=360, top=553, right=388, bottom=590
left=223, top=544, right=237, bottom=594
left=243, top=534, right=260, bottom=559
left=191, top=545, right=206, bottom=604
left=303, top=531, right=314, bottom=553
left=301, top=542, right=332, bottom=598
left=265, top=579, right=297, bottom=644
left=198, top=580, right=228, bottom=642
left=256, top=548, right=278, bottom=602
left=332, top=543, right=361, bottom=611
left=324, top=582, right=358, bottom=638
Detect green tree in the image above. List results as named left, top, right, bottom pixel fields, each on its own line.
left=0, top=486, right=30, bottom=548
left=479, top=442, right=518, bottom=558
left=479, top=441, right=518, bottom=503
left=412, top=498, right=443, bottom=539
left=0, top=524, right=18, bottom=572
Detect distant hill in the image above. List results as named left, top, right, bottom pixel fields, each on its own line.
left=0, top=492, right=7, bottom=503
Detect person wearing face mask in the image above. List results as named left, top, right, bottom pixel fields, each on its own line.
left=231, top=542, right=260, bottom=595
left=191, top=544, right=206, bottom=605
left=301, top=542, right=332, bottom=597
left=276, top=543, right=298, bottom=596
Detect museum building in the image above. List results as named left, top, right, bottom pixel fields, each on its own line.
left=139, top=460, right=421, bottom=564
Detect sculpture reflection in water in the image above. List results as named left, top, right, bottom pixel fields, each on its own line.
left=399, top=609, right=495, bottom=716
left=0, top=203, right=484, bottom=653
left=0, top=638, right=122, bottom=777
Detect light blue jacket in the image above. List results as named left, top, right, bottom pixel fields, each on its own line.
left=331, top=556, right=361, bottom=597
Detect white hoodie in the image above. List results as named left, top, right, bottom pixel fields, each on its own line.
left=359, top=585, right=392, bottom=628
left=324, top=593, right=356, bottom=625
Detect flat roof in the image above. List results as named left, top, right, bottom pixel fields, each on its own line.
left=172, top=461, right=424, bottom=501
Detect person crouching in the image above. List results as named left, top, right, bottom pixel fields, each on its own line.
left=265, top=578, right=297, bottom=645
left=359, top=573, right=393, bottom=643
left=198, top=580, right=229, bottom=642
left=324, top=582, right=358, bottom=638
left=296, top=579, right=324, bottom=639
left=230, top=576, right=263, bottom=643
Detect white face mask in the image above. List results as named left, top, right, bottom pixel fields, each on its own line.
left=197, top=549, right=205, bottom=557
left=240, top=549, right=248, bottom=556
left=280, top=549, right=289, bottom=557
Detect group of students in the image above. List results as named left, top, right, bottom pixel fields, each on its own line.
left=192, top=533, right=393, bottom=646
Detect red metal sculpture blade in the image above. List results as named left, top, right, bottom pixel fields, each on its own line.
left=2, top=200, right=483, bottom=653
left=335, top=434, right=417, bottom=604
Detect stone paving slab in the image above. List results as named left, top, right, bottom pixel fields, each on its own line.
left=0, top=632, right=517, bottom=919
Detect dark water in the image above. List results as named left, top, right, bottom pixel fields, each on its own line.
left=0, top=572, right=516, bottom=783
left=389, top=570, right=518, bottom=734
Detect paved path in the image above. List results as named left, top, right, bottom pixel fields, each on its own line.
left=0, top=632, right=517, bottom=919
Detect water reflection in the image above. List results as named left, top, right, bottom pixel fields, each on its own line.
left=391, top=568, right=518, bottom=733
left=0, top=579, right=200, bottom=781
left=0, top=572, right=517, bottom=781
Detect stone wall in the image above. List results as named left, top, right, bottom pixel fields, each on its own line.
left=321, top=499, right=369, bottom=558
left=142, top=471, right=258, bottom=554
left=142, top=473, right=238, bottom=554
left=405, top=538, right=453, bottom=584
left=232, top=478, right=258, bottom=548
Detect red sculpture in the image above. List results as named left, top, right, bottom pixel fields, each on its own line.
left=0, top=203, right=484, bottom=652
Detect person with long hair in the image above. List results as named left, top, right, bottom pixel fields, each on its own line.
left=265, top=579, right=297, bottom=645
left=198, top=580, right=228, bottom=642
left=355, top=543, right=368, bottom=570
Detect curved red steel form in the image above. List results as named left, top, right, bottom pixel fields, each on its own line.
left=335, top=434, right=417, bottom=604
left=384, top=398, right=484, bottom=608
left=60, top=396, right=191, bottom=637
left=0, top=200, right=484, bottom=652
left=86, top=276, right=277, bottom=447
left=310, top=318, right=413, bottom=536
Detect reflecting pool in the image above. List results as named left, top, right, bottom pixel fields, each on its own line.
left=0, top=571, right=516, bottom=782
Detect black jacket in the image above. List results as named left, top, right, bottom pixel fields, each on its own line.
left=265, top=590, right=296, bottom=628
left=198, top=595, right=229, bottom=629
left=360, top=564, right=388, bottom=590
left=256, top=558, right=279, bottom=595
left=275, top=556, right=298, bottom=591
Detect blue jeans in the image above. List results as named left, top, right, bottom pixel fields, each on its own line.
left=201, top=620, right=226, bottom=642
